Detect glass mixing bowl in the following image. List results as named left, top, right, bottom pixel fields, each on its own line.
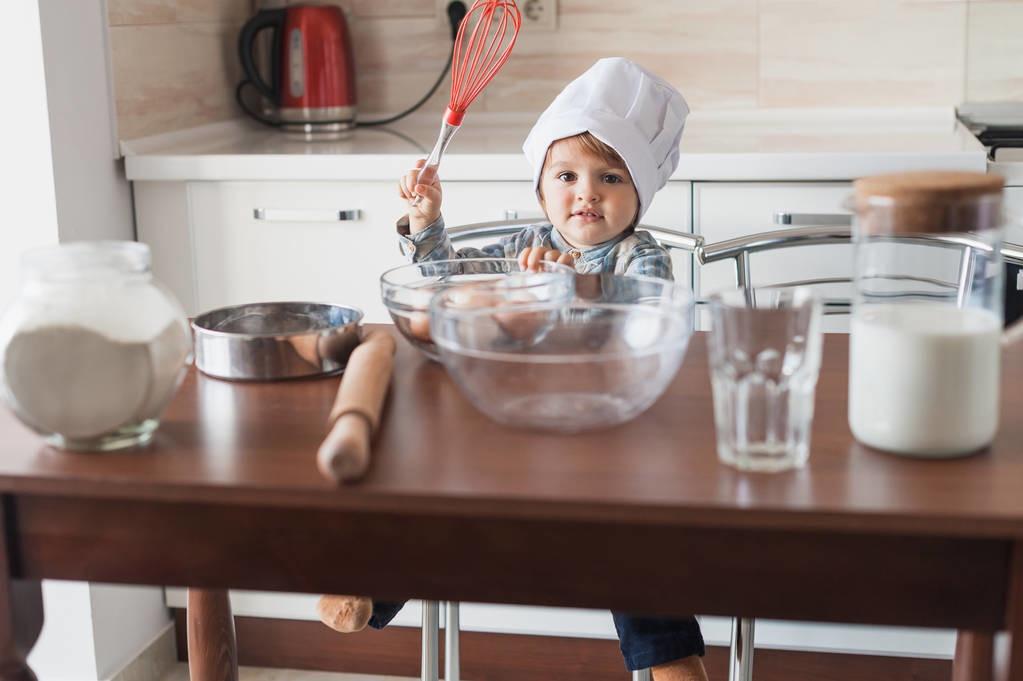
left=380, top=258, right=574, bottom=360
left=429, top=273, right=695, bottom=432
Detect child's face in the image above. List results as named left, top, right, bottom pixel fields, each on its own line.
left=538, top=138, right=639, bottom=248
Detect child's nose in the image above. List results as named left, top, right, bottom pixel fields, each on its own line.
left=576, top=180, right=599, bottom=202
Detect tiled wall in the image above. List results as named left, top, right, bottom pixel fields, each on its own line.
left=107, top=0, right=1023, bottom=141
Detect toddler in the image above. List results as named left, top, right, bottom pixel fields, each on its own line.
left=396, top=58, right=681, bottom=281
left=321, top=58, right=707, bottom=681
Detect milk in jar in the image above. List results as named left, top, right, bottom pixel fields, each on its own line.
left=849, top=171, right=1005, bottom=457
left=849, top=303, right=1000, bottom=456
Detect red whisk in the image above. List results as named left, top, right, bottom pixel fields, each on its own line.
left=411, top=0, right=521, bottom=206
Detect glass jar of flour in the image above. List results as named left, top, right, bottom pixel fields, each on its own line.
left=848, top=171, right=1005, bottom=457
left=0, top=241, right=191, bottom=451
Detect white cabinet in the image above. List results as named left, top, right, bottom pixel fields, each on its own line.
left=693, top=182, right=853, bottom=331
left=693, top=182, right=853, bottom=297
left=441, top=181, right=543, bottom=225
left=188, top=181, right=405, bottom=323
left=136, top=180, right=695, bottom=320
left=641, top=182, right=694, bottom=287
left=1006, top=187, right=1023, bottom=244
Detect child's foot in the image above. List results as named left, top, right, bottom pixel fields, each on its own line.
left=651, top=656, right=709, bottom=681
left=316, top=594, right=373, bottom=633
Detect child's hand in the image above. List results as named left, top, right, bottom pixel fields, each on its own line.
left=518, top=246, right=576, bottom=272
left=399, top=159, right=442, bottom=233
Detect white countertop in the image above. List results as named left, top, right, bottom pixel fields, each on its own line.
left=122, top=107, right=988, bottom=182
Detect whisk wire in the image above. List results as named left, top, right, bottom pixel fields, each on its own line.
left=455, top=4, right=492, bottom=107
left=466, top=6, right=513, bottom=102
left=410, top=0, right=521, bottom=207
left=450, top=0, right=520, bottom=114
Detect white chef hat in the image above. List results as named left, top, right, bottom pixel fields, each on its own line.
left=522, top=58, right=689, bottom=224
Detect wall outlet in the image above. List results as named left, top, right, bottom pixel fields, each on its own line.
left=437, top=0, right=557, bottom=34
left=520, top=0, right=557, bottom=31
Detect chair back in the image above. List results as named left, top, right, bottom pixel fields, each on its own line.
left=696, top=224, right=1023, bottom=329
left=445, top=219, right=1023, bottom=331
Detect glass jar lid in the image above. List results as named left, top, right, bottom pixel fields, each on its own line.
left=852, top=171, right=1004, bottom=235
left=21, top=241, right=151, bottom=282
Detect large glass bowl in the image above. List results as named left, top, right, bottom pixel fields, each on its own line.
left=380, top=258, right=574, bottom=360
left=429, top=273, right=695, bottom=432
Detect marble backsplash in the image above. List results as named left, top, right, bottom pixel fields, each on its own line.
left=107, top=0, right=1023, bottom=141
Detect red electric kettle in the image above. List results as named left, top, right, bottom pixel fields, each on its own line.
left=237, top=5, right=356, bottom=134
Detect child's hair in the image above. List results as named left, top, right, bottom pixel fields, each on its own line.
left=543, top=132, right=626, bottom=171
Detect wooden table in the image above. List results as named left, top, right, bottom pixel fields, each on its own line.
left=1, top=328, right=1022, bottom=680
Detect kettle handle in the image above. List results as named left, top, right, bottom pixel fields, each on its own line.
left=238, top=9, right=285, bottom=104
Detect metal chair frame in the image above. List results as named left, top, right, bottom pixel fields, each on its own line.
left=698, top=224, right=1023, bottom=309
left=420, top=219, right=1023, bottom=681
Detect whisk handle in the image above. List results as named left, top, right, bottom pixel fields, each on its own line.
left=411, top=119, right=461, bottom=207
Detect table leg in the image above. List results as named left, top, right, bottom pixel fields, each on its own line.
left=187, top=589, right=238, bottom=681
left=1006, top=543, right=1023, bottom=681
left=954, top=632, right=995, bottom=681
left=0, top=498, right=43, bottom=681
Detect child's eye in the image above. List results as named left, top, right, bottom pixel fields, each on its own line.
left=603, top=174, right=624, bottom=184
left=557, top=172, right=576, bottom=182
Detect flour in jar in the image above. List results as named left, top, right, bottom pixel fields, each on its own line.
left=0, top=279, right=191, bottom=443
left=2, top=321, right=190, bottom=440
left=848, top=303, right=1001, bottom=456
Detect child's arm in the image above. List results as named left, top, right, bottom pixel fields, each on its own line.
left=621, top=233, right=675, bottom=281
left=397, top=162, right=563, bottom=267
left=398, top=160, right=443, bottom=234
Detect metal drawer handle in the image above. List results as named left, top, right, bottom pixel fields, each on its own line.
left=774, top=212, right=851, bottom=226
left=253, top=208, right=363, bottom=222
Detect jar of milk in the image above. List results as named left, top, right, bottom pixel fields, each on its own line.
left=848, top=171, right=1005, bottom=457
left=0, top=241, right=191, bottom=451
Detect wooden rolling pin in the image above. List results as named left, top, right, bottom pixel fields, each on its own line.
left=315, top=331, right=395, bottom=632
left=316, top=330, right=397, bottom=483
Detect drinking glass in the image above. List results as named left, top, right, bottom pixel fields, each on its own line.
left=707, top=287, right=823, bottom=472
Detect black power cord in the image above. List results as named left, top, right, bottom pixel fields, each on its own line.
left=236, top=1, right=468, bottom=130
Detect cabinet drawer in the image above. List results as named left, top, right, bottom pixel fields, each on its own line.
left=441, top=181, right=545, bottom=225
left=189, top=181, right=405, bottom=322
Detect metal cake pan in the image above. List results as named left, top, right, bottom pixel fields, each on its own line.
left=191, top=302, right=363, bottom=381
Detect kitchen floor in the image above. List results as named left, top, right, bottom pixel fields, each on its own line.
left=159, top=666, right=415, bottom=681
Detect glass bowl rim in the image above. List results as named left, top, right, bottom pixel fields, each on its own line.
left=380, top=257, right=575, bottom=288
left=430, top=298, right=695, bottom=364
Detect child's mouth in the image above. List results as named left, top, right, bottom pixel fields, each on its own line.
left=572, top=211, right=603, bottom=222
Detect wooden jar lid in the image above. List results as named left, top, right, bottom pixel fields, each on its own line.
left=853, top=171, right=1003, bottom=234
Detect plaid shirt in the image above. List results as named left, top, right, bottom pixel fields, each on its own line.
left=397, top=215, right=674, bottom=281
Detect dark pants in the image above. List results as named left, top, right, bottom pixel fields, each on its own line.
left=370, top=601, right=705, bottom=672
